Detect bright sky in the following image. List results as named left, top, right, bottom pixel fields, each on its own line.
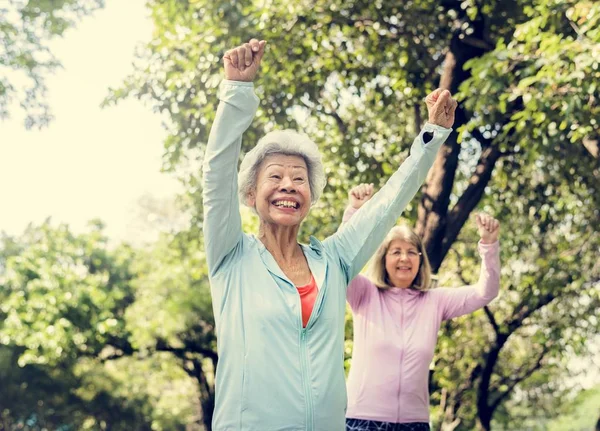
left=0, top=0, right=180, bottom=243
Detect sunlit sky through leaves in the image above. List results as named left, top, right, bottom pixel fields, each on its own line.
left=0, top=0, right=181, bottom=243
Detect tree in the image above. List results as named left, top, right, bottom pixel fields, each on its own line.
left=123, top=229, right=216, bottom=430
left=106, top=0, right=600, bottom=429
left=1, top=0, right=104, bottom=128
left=0, top=222, right=160, bottom=430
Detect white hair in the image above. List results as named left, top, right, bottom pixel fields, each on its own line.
left=238, top=129, right=326, bottom=207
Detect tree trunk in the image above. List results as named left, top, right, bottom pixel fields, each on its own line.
left=197, top=361, right=215, bottom=431
left=416, top=18, right=493, bottom=272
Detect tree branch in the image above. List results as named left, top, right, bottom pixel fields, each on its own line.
left=442, top=144, right=502, bottom=259
left=325, top=109, right=348, bottom=136
left=483, top=306, right=500, bottom=335
left=507, top=290, right=558, bottom=333
left=490, top=344, right=549, bottom=412
left=97, top=337, right=218, bottom=364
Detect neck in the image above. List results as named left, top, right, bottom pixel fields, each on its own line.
left=389, top=277, right=412, bottom=289
left=258, top=222, right=301, bottom=261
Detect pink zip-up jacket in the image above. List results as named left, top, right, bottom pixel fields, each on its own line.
left=343, top=206, right=501, bottom=424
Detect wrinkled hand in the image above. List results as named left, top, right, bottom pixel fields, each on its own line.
left=476, top=213, right=500, bottom=244
left=349, top=183, right=374, bottom=209
left=425, top=89, right=458, bottom=129
left=223, top=38, right=267, bottom=82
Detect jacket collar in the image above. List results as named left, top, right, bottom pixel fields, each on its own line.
left=255, top=235, right=327, bottom=291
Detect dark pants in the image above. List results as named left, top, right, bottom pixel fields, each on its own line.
left=346, top=418, right=430, bottom=431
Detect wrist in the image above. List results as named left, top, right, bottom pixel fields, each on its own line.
left=222, top=78, right=255, bottom=85
left=480, top=238, right=497, bottom=244
left=423, top=121, right=452, bottom=132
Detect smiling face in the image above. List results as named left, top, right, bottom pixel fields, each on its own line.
left=247, top=154, right=311, bottom=227
left=384, top=239, right=422, bottom=289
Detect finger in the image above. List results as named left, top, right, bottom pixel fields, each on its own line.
left=483, top=216, right=490, bottom=229
left=452, top=99, right=458, bottom=112
left=244, top=43, right=253, bottom=66
left=229, top=50, right=239, bottom=69
left=249, top=38, right=260, bottom=52
left=426, top=88, right=444, bottom=105
left=237, top=46, right=247, bottom=71
left=367, top=184, right=374, bottom=195
left=492, top=220, right=500, bottom=232
left=255, top=40, right=267, bottom=64
left=476, top=213, right=483, bottom=227
left=445, top=98, right=456, bottom=116
left=433, top=90, right=451, bottom=110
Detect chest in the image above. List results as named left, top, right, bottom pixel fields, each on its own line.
left=274, top=256, right=312, bottom=286
left=358, top=292, right=442, bottom=349
left=218, top=244, right=347, bottom=331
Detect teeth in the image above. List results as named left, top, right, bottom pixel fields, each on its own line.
left=274, top=200, right=297, bottom=208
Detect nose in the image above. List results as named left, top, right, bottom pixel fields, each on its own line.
left=278, top=175, right=296, bottom=193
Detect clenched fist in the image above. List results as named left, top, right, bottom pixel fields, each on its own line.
left=476, top=213, right=500, bottom=244
left=425, top=89, right=458, bottom=129
left=223, top=38, right=267, bottom=82
left=349, top=183, right=374, bottom=210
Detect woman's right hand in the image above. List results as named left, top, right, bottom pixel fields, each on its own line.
left=223, top=38, right=267, bottom=82
left=349, top=183, right=374, bottom=209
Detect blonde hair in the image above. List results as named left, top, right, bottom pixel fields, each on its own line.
left=366, top=224, right=432, bottom=291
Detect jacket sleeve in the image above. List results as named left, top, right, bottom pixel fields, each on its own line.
left=202, top=80, right=259, bottom=277
left=346, top=274, right=374, bottom=311
left=435, top=241, right=501, bottom=321
left=324, top=123, right=451, bottom=283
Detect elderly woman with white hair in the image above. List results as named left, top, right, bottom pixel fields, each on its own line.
left=202, top=38, right=457, bottom=431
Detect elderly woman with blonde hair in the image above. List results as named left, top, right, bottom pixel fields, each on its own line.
left=202, top=38, right=457, bottom=431
left=342, top=185, right=501, bottom=431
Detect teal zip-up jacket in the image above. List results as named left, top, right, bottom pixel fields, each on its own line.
left=202, top=80, right=451, bottom=431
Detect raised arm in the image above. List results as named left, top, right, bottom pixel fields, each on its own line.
left=202, top=39, right=265, bottom=276
left=326, top=89, right=457, bottom=281
left=436, top=213, right=501, bottom=320
left=341, top=184, right=375, bottom=305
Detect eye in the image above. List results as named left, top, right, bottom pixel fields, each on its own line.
left=294, top=177, right=305, bottom=183
left=270, top=174, right=282, bottom=180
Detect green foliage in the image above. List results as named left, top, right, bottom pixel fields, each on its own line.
left=0, top=222, right=197, bottom=430
left=104, top=0, right=599, bottom=429
left=0, top=221, right=133, bottom=366
left=2, top=0, right=598, bottom=429
left=461, top=0, right=600, bottom=160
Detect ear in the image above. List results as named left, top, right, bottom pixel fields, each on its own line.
left=246, top=190, right=256, bottom=207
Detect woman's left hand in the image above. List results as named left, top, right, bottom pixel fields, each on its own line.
left=425, top=88, right=458, bottom=129
left=476, top=213, right=500, bottom=244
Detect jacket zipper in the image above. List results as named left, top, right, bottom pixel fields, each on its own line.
left=298, top=279, right=325, bottom=431
left=299, top=328, right=314, bottom=431
left=296, top=271, right=325, bottom=431
left=397, top=296, right=405, bottom=422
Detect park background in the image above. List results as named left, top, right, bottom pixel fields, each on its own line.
left=1, top=0, right=599, bottom=430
